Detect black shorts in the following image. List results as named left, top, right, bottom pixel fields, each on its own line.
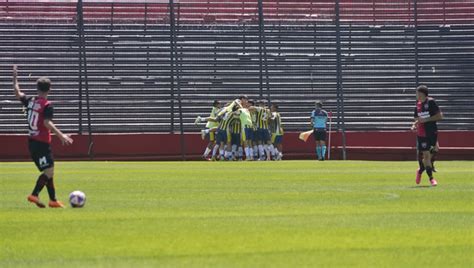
left=28, top=139, right=54, bottom=171
left=417, top=135, right=438, bottom=152
left=313, top=129, right=327, bottom=141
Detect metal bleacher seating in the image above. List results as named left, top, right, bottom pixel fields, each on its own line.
left=0, top=0, right=473, bottom=134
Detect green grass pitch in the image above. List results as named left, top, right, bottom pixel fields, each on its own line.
left=1, top=160, right=473, bottom=267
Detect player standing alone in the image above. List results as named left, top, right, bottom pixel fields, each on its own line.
left=13, top=65, right=73, bottom=208
left=411, top=85, right=443, bottom=186
left=311, top=101, right=328, bottom=161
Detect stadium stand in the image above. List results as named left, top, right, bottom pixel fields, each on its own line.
left=0, top=0, right=473, bottom=134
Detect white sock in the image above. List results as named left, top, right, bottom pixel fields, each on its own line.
left=250, top=148, right=254, bottom=159
left=232, top=144, right=237, bottom=156
left=238, top=147, right=243, bottom=158
left=245, top=147, right=250, bottom=159
left=253, top=145, right=258, bottom=157
left=264, top=144, right=271, bottom=159
left=212, top=144, right=219, bottom=157
left=225, top=151, right=231, bottom=159
left=219, top=149, right=224, bottom=157
left=258, top=145, right=265, bottom=158
left=203, top=147, right=211, bottom=157
left=267, top=144, right=275, bottom=158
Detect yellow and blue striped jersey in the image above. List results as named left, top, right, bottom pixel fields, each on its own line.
left=230, top=117, right=241, bottom=134
left=271, top=112, right=284, bottom=135
left=256, top=107, right=270, bottom=129
left=218, top=112, right=233, bottom=131
left=251, top=110, right=258, bottom=130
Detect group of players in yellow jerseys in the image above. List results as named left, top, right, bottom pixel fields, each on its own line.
left=195, top=95, right=284, bottom=161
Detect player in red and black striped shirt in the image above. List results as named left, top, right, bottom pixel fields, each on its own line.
left=13, top=65, right=73, bottom=208
left=411, top=85, right=443, bottom=186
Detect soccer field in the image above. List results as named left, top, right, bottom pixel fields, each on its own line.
left=1, top=160, right=473, bottom=267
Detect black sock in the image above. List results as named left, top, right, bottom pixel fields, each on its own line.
left=32, top=174, right=48, bottom=196
left=426, top=166, right=434, bottom=180
left=46, top=177, right=57, bottom=201
left=418, top=152, right=425, bottom=174
left=431, top=151, right=437, bottom=167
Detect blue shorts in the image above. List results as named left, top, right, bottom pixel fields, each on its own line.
left=231, top=133, right=241, bottom=146
left=257, top=128, right=271, bottom=142
left=216, top=129, right=227, bottom=144
left=242, top=127, right=254, bottom=142
left=272, top=134, right=283, bottom=145
left=252, top=129, right=259, bottom=142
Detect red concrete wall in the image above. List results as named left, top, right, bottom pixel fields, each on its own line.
left=1, top=131, right=473, bottom=161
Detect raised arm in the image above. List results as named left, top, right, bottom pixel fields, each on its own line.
left=13, top=65, right=25, bottom=100
left=248, top=106, right=258, bottom=112
left=202, top=116, right=219, bottom=122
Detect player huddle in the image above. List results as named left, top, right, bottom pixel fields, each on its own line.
left=195, top=95, right=284, bottom=161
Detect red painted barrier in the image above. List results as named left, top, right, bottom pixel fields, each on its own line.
left=1, top=131, right=473, bottom=161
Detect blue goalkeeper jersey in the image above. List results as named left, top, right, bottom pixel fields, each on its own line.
left=311, top=109, right=328, bottom=130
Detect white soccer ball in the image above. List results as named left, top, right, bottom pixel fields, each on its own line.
left=69, top=190, right=86, bottom=208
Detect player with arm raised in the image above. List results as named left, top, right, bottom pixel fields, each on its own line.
left=411, top=85, right=443, bottom=186
left=195, top=100, right=221, bottom=160
left=13, top=65, right=73, bottom=208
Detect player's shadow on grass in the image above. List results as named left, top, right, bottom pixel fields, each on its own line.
left=408, top=185, right=432, bottom=188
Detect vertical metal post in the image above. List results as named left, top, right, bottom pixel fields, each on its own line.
left=78, top=16, right=83, bottom=134
left=257, top=0, right=264, bottom=99
left=414, top=0, right=419, bottom=87
left=169, top=0, right=176, bottom=132
left=257, top=0, right=271, bottom=103
left=335, top=0, right=347, bottom=160
left=77, top=0, right=94, bottom=159
left=412, top=0, right=420, bottom=160
left=213, top=44, right=217, bottom=79
left=169, top=0, right=186, bottom=160
left=145, top=3, right=150, bottom=78
left=110, top=3, right=116, bottom=78
left=174, top=2, right=185, bottom=160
